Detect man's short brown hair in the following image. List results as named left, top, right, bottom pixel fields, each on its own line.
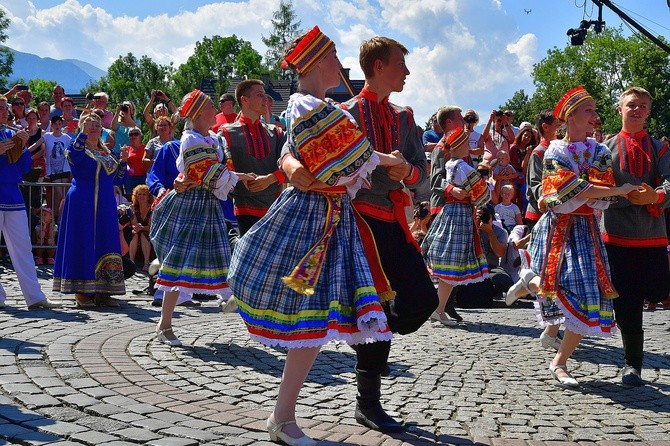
left=619, top=87, right=652, bottom=107
left=235, top=79, right=264, bottom=107
left=359, top=36, right=408, bottom=78
left=436, top=105, right=462, bottom=131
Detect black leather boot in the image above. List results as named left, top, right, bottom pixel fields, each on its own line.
left=445, top=296, right=463, bottom=322
left=354, top=372, right=404, bottom=433
left=621, top=332, right=644, bottom=387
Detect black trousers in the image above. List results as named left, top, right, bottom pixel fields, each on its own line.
left=355, top=216, right=439, bottom=375
left=236, top=214, right=262, bottom=237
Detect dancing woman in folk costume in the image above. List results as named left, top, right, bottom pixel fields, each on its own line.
left=422, top=127, right=490, bottom=326
left=149, top=89, right=252, bottom=346
left=506, top=87, right=639, bottom=386
left=227, top=26, right=403, bottom=446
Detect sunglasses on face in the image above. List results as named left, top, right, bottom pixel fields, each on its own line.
left=129, top=133, right=141, bottom=137
left=13, top=102, right=24, bottom=106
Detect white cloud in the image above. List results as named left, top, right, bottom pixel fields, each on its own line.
left=0, top=0, right=540, bottom=125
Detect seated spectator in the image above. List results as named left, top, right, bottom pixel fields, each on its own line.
left=409, top=201, right=431, bottom=245
left=128, top=184, right=154, bottom=272
left=143, top=89, right=177, bottom=136
left=452, top=205, right=514, bottom=308
left=33, top=207, right=57, bottom=265
left=495, top=185, right=523, bottom=233
left=491, top=149, right=518, bottom=196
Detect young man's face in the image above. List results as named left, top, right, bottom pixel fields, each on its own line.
left=378, top=46, right=410, bottom=93
left=243, top=84, right=267, bottom=117
left=618, top=93, right=651, bottom=131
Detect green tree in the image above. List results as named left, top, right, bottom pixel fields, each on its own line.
left=261, top=0, right=302, bottom=79
left=28, top=79, right=57, bottom=105
left=0, top=7, right=14, bottom=88
left=499, top=89, right=533, bottom=127
left=172, top=35, right=266, bottom=98
left=525, top=27, right=670, bottom=136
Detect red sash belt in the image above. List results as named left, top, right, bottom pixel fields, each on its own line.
left=389, top=188, right=421, bottom=253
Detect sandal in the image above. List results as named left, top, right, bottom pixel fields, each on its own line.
left=156, top=327, right=182, bottom=346
left=549, top=362, right=579, bottom=387
left=75, top=294, right=95, bottom=308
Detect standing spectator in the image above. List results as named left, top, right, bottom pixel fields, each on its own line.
left=429, top=105, right=465, bottom=216
left=53, top=113, right=129, bottom=308
left=123, top=127, right=148, bottom=198
left=36, top=101, right=51, bottom=132
left=4, top=84, right=33, bottom=110
left=219, top=79, right=287, bottom=235
left=210, top=93, right=238, bottom=132
left=143, top=89, right=177, bottom=136
left=263, top=94, right=285, bottom=130
left=422, top=113, right=443, bottom=153
left=49, top=85, right=77, bottom=119
left=42, top=115, right=72, bottom=219
left=481, top=109, right=515, bottom=164
left=111, top=101, right=138, bottom=158
left=60, top=97, right=79, bottom=138
left=142, top=116, right=175, bottom=166
left=509, top=123, right=538, bottom=211
left=128, top=184, right=153, bottom=271
left=0, top=95, right=60, bottom=309
left=602, top=87, right=670, bottom=386
left=11, top=96, right=28, bottom=128
left=92, top=92, right=114, bottom=128
left=464, top=109, right=485, bottom=166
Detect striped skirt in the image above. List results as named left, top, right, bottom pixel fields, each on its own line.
left=423, top=203, right=489, bottom=285
left=227, top=187, right=392, bottom=349
left=150, top=187, right=231, bottom=295
left=529, top=211, right=615, bottom=337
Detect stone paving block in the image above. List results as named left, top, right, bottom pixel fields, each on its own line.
left=23, top=419, right=89, bottom=436
left=13, top=393, right=61, bottom=409
left=146, top=438, right=199, bottom=446
left=68, top=430, right=118, bottom=444
left=113, top=427, right=162, bottom=442
left=160, top=426, right=220, bottom=442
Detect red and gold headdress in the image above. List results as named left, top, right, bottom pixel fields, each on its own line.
left=445, top=127, right=468, bottom=149
left=281, top=25, right=335, bottom=76
left=180, top=89, right=209, bottom=121
left=553, top=86, right=593, bottom=121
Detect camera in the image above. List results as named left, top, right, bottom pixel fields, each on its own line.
left=93, top=95, right=102, bottom=100
left=120, top=104, right=129, bottom=113
left=17, top=84, right=29, bottom=91
left=413, top=201, right=429, bottom=220
left=117, top=205, right=133, bottom=226
left=494, top=110, right=503, bottom=117
left=464, top=115, right=477, bottom=124
left=86, top=93, right=94, bottom=101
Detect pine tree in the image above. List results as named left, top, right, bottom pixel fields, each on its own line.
left=0, top=8, right=14, bottom=88
left=261, top=0, right=301, bottom=79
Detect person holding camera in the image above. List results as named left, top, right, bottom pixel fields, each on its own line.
left=143, top=90, right=177, bottom=137
left=463, top=109, right=485, bottom=167
left=481, top=109, right=515, bottom=165
left=111, top=101, right=138, bottom=158
left=89, top=92, right=114, bottom=129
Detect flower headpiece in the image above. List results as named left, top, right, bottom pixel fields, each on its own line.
left=281, top=25, right=335, bottom=76
left=553, top=86, right=593, bottom=121
left=180, top=89, right=209, bottom=121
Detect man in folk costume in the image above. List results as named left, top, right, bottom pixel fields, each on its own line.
left=218, top=79, right=287, bottom=235
left=283, top=36, right=438, bottom=432
left=0, top=95, right=60, bottom=309
left=602, top=87, right=670, bottom=387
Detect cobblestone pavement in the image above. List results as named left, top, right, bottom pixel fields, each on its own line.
left=1, top=263, right=669, bottom=445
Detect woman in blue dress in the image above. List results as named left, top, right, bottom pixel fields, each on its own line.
left=53, top=112, right=128, bottom=307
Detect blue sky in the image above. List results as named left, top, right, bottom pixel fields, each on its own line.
left=2, top=0, right=669, bottom=125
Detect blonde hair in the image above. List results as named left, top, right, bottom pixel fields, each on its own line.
left=619, top=87, right=652, bottom=107
left=78, top=113, right=109, bottom=154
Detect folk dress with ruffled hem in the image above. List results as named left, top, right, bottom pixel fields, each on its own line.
left=227, top=93, right=392, bottom=349
left=150, top=130, right=237, bottom=296
left=423, top=158, right=490, bottom=285
left=53, top=134, right=126, bottom=295
left=528, top=138, right=618, bottom=337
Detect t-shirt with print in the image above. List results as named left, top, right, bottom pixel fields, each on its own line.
left=43, top=133, right=72, bottom=178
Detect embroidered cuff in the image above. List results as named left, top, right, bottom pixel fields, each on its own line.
left=444, top=184, right=455, bottom=197
left=273, top=169, right=287, bottom=184
left=403, top=165, right=419, bottom=185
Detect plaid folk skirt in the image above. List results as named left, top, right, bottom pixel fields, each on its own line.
left=227, top=187, right=392, bottom=349
left=150, top=187, right=231, bottom=295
